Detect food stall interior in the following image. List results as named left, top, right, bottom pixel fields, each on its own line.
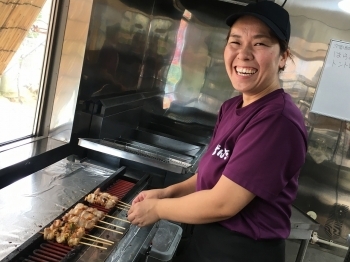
left=2, top=0, right=350, bottom=261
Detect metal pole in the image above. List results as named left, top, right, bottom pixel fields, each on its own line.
left=295, top=239, right=309, bottom=262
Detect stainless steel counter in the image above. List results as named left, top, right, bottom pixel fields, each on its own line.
left=0, top=157, right=116, bottom=261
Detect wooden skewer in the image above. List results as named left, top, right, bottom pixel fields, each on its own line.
left=79, top=241, right=107, bottom=249
left=86, top=234, right=114, bottom=244
left=118, top=201, right=131, bottom=207
left=81, top=236, right=112, bottom=246
left=116, top=205, right=129, bottom=211
left=105, top=214, right=130, bottom=223
left=99, top=220, right=126, bottom=230
left=39, top=232, right=111, bottom=247
left=117, top=203, right=130, bottom=208
left=94, top=225, right=124, bottom=235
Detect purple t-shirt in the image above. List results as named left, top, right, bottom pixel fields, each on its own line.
left=196, top=89, right=308, bottom=240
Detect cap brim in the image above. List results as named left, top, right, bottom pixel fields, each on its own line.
left=225, top=12, right=287, bottom=42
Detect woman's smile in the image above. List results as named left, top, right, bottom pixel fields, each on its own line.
left=235, top=66, right=258, bottom=76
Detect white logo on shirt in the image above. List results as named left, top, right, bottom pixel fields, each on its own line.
left=212, top=144, right=230, bottom=160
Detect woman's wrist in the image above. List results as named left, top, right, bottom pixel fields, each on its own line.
left=161, top=187, right=174, bottom=198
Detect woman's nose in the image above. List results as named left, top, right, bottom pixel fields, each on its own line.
left=237, top=45, right=253, bottom=60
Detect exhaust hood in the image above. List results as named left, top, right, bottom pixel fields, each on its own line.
left=177, top=0, right=275, bottom=27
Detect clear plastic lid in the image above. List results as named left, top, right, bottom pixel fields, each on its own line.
left=149, top=220, right=183, bottom=261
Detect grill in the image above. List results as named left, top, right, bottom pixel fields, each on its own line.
left=25, top=242, right=73, bottom=262
left=2, top=166, right=157, bottom=262
left=78, top=134, right=205, bottom=175
left=101, top=138, right=193, bottom=168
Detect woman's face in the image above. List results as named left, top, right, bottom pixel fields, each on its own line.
left=224, top=15, right=288, bottom=101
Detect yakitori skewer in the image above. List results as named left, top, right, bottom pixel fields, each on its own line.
left=85, top=188, right=120, bottom=209
left=105, top=214, right=130, bottom=223
left=81, top=236, right=113, bottom=246
left=98, top=220, right=126, bottom=230
left=42, top=203, right=124, bottom=247
left=42, top=220, right=86, bottom=246
left=40, top=231, right=111, bottom=246
left=86, top=234, right=114, bottom=244
left=40, top=232, right=108, bottom=249
left=62, top=204, right=125, bottom=234
left=94, top=225, right=124, bottom=234
left=118, top=201, right=131, bottom=207
left=79, top=241, right=107, bottom=250
left=116, top=205, right=129, bottom=211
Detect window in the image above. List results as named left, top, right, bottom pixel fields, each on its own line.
left=0, top=0, right=54, bottom=145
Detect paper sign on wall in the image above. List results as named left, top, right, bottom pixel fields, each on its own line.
left=310, top=39, right=350, bottom=121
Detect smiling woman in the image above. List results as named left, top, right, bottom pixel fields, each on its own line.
left=126, top=2, right=308, bottom=262
left=0, top=0, right=53, bottom=145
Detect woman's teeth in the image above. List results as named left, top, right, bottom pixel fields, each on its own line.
left=236, top=67, right=257, bottom=76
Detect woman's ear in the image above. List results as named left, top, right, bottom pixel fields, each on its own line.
left=279, top=49, right=289, bottom=70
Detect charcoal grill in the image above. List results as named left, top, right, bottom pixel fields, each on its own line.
left=1, top=165, right=161, bottom=262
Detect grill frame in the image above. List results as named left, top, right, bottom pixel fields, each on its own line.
left=2, top=166, right=150, bottom=262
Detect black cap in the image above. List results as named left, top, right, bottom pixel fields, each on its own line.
left=225, top=1, right=290, bottom=43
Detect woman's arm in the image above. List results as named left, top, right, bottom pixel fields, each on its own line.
left=132, top=173, right=197, bottom=204
left=128, top=175, right=255, bottom=226
left=162, top=173, right=198, bottom=198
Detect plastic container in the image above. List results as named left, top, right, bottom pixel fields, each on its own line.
left=146, top=220, right=183, bottom=262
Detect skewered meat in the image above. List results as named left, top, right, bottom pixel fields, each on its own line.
left=43, top=227, right=57, bottom=240
left=85, top=188, right=119, bottom=209
left=62, top=204, right=106, bottom=230
left=43, top=219, right=63, bottom=240
left=43, top=220, right=85, bottom=246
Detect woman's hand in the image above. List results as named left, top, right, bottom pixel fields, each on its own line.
left=132, top=189, right=165, bottom=205
left=127, top=199, right=160, bottom=227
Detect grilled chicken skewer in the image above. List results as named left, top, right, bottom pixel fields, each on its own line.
left=63, top=203, right=125, bottom=233
left=43, top=203, right=124, bottom=246
left=62, top=203, right=105, bottom=230
left=43, top=219, right=85, bottom=246
left=85, top=188, right=120, bottom=209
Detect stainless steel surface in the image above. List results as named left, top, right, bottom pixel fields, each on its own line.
left=289, top=206, right=319, bottom=240
left=78, top=138, right=191, bottom=173
left=48, top=0, right=94, bottom=142
left=103, top=138, right=193, bottom=167
left=77, top=0, right=240, bottom=130
left=0, top=158, right=116, bottom=261
left=0, top=137, right=66, bottom=170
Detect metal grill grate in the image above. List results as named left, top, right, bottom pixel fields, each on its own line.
left=25, top=242, right=73, bottom=262
left=102, top=138, right=192, bottom=168
left=22, top=179, right=136, bottom=261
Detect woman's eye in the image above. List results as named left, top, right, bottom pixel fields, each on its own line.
left=255, top=43, right=267, bottom=46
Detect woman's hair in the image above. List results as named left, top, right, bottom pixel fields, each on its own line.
left=277, top=38, right=294, bottom=72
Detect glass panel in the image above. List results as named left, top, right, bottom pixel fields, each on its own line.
left=0, top=0, right=53, bottom=145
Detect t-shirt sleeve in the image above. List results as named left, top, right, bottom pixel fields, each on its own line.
left=222, top=113, right=306, bottom=201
